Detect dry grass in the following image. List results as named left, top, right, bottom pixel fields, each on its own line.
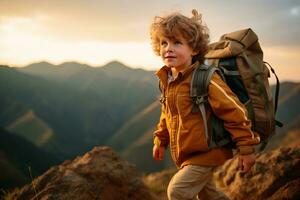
left=1, top=188, right=20, bottom=200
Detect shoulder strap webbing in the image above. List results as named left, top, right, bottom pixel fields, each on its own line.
left=190, top=64, right=223, bottom=146
left=263, top=62, right=283, bottom=128
left=263, top=62, right=279, bottom=113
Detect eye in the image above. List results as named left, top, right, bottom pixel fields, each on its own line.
left=174, top=40, right=182, bottom=45
left=160, top=40, right=167, bottom=47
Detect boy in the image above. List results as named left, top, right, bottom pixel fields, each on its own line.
left=150, top=10, right=260, bottom=200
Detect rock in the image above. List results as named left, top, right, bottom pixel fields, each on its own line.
left=7, top=146, right=157, bottom=200
left=214, top=146, right=300, bottom=200
left=144, top=146, right=300, bottom=200
left=144, top=168, right=176, bottom=200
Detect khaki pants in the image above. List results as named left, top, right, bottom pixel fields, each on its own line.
left=167, top=165, right=230, bottom=200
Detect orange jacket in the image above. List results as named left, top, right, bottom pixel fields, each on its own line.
left=153, top=61, right=260, bottom=168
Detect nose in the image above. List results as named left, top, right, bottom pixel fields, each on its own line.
left=166, top=43, right=174, bottom=52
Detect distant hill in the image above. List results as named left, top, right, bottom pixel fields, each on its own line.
left=266, top=81, right=300, bottom=150
left=6, top=109, right=54, bottom=146
left=18, top=60, right=156, bottom=84
left=0, top=127, right=61, bottom=191
left=100, top=61, right=156, bottom=81
left=17, top=61, right=90, bottom=81
left=1, top=60, right=299, bottom=190
left=275, top=82, right=300, bottom=126
left=0, top=61, right=160, bottom=191
left=108, top=101, right=161, bottom=152
left=107, top=101, right=174, bottom=173
left=0, top=63, right=158, bottom=159
left=17, top=61, right=158, bottom=117
left=1, top=65, right=110, bottom=157
left=109, top=81, right=300, bottom=172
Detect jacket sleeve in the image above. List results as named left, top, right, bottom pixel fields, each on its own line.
left=208, top=73, right=261, bottom=155
left=153, top=103, right=169, bottom=147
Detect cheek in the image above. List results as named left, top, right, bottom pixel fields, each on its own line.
left=177, top=50, right=187, bottom=59
left=159, top=48, right=164, bottom=56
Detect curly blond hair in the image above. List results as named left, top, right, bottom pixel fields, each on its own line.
left=150, top=9, right=209, bottom=63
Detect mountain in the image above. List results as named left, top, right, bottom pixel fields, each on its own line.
left=17, top=61, right=89, bottom=81
left=6, top=110, right=54, bottom=147
left=275, top=82, right=300, bottom=126
left=0, top=127, right=61, bottom=191
left=17, top=61, right=158, bottom=119
left=0, top=62, right=161, bottom=193
left=1, top=60, right=299, bottom=193
left=107, top=101, right=174, bottom=173
left=100, top=61, right=156, bottom=81
left=266, top=81, right=300, bottom=150
left=0, top=62, right=158, bottom=158
left=17, top=60, right=156, bottom=83
left=1, top=65, right=112, bottom=157
left=110, top=81, right=300, bottom=173
left=4, top=146, right=158, bottom=200
left=108, top=101, right=161, bottom=152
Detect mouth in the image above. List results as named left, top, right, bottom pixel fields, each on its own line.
left=164, top=56, right=176, bottom=59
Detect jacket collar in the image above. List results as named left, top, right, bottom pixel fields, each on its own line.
left=155, top=61, right=200, bottom=89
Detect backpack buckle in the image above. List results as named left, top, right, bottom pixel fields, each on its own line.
left=194, top=95, right=207, bottom=105
left=159, top=95, right=166, bottom=104
left=191, top=95, right=208, bottom=113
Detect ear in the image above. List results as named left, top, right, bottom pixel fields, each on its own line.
left=191, top=51, right=198, bottom=56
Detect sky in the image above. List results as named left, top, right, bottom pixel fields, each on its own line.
left=0, top=0, right=299, bottom=82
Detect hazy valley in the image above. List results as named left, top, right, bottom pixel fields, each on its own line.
left=0, top=61, right=299, bottom=199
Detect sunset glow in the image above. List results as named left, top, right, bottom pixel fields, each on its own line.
left=0, top=0, right=299, bottom=82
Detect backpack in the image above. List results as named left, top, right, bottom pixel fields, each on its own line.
left=190, top=28, right=283, bottom=150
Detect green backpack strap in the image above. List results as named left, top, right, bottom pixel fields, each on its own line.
left=264, top=61, right=283, bottom=128
left=190, top=64, right=224, bottom=146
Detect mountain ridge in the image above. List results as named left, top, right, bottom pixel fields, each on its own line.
left=1, top=60, right=299, bottom=194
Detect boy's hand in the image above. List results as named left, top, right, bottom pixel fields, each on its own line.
left=152, top=144, right=165, bottom=161
left=238, top=153, right=255, bottom=173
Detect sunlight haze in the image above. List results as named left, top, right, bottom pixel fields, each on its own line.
left=0, top=0, right=299, bottom=82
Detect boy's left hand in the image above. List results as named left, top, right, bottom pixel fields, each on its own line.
left=238, top=153, right=255, bottom=173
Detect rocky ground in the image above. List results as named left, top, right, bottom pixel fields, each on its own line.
left=144, top=131, right=300, bottom=200
left=4, top=146, right=157, bottom=200
left=214, top=146, right=300, bottom=200
left=4, top=131, right=300, bottom=200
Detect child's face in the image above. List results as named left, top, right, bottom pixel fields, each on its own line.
left=159, top=35, right=196, bottom=71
